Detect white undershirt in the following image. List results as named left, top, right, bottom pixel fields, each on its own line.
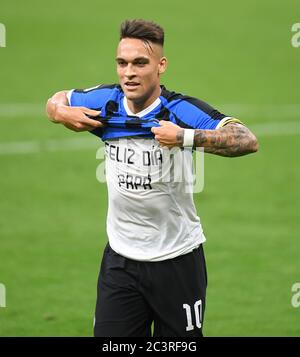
left=105, top=97, right=205, bottom=261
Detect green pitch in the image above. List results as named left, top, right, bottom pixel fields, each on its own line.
left=0, top=0, right=299, bottom=336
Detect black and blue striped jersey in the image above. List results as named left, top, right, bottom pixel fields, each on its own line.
left=67, top=84, right=241, bottom=261
left=68, top=84, right=240, bottom=141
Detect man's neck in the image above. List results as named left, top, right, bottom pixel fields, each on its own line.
left=126, top=86, right=161, bottom=114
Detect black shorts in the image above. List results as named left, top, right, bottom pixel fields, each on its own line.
left=94, top=243, right=207, bottom=337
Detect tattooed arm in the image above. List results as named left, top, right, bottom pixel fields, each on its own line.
left=179, top=123, right=258, bottom=157
left=151, top=120, right=259, bottom=157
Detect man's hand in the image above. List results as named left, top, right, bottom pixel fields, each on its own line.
left=151, top=120, right=184, bottom=148
left=53, top=105, right=104, bottom=132
left=46, top=91, right=104, bottom=132
left=151, top=120, right=258, bottom=156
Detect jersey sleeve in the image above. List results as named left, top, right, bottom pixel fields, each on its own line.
left=170, top=96, right=243, bottom=130
left=67, top=84, right=115, bottom=110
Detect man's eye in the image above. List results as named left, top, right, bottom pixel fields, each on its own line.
left=118, top=62, right=126, bottom=66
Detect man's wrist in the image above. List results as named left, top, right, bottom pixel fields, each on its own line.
left=52, top=102, right=66, bottom=123
left=183, top=129, right=195, bottom=147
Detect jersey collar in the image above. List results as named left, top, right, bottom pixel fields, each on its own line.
left=123, top=96, right=161, bottom=118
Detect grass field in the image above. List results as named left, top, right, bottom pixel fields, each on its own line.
left=0, top=0, right=300, bottom=336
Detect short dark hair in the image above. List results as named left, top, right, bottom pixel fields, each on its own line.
left=120, top=19, right=164, bottom=47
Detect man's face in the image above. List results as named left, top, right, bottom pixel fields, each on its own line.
left=116, top=38, right=167, bottom=106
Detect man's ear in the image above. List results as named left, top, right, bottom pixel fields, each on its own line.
left=158, top=57, right=168, bottom=74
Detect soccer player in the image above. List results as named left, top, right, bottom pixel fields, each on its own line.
left=46, top=19, right=258, bottom=337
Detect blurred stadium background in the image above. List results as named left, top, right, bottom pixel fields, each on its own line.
left=0, top=0, right=299, bottom=336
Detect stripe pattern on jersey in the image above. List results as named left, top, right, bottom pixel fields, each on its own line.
left=69, top=84, right=243, bottom=140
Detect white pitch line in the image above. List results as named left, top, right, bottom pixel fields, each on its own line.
left=0, top=103, right=300, bottom=118
left=251, top=121, right=300, bottom=136
left=218, top=104, right=300, bottom=118
left=0, top=104, right=44, bottom=117
left=0, top=137, right=101, bottom=155
left=0, top=120, right=299, bottom=155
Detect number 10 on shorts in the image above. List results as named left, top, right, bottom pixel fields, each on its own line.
left=183, top=300, right=202, bottom=331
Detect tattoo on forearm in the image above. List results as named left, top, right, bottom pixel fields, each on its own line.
left=176, top=129, right=184, bottom=146
left=193, top=123, right=258, bottom=157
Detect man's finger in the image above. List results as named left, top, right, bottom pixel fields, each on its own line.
left=81, top=108, right=101, bottom=117
left=158, top=143, right=171, bottom=149
left=85, top=124, right=100, bottom=131
left=159, top=120, right=174, bottom=126
left=81, top=116, right=104, bottom=127
left=151, top=127, right=159, bottom=134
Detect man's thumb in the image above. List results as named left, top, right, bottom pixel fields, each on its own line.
left=83, top=108, right=101, bottom=117
left=159, top=120, right=173, bottom=126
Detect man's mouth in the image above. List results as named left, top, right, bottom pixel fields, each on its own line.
left=124, top=82, right=140, bottom=90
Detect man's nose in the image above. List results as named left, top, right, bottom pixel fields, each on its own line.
left=125, top=64, right=136, bottom=78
